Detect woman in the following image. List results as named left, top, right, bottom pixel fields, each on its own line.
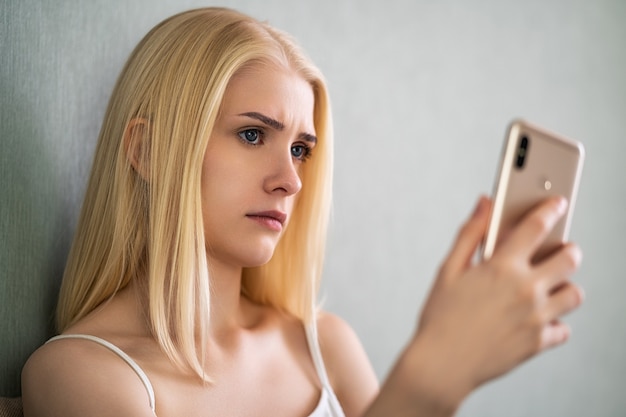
left=21, top=7, right=583, bottom=417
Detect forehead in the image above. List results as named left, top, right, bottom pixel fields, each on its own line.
left=219, top=63, right=316, bottom=131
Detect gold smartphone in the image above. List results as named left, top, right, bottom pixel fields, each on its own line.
left=482, top=119, right=585, bottom=262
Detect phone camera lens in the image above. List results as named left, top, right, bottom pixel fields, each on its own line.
left=516, top=135, right=529, bottom=168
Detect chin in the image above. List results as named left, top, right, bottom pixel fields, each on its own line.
left=240, top=241, right=278, bottom=268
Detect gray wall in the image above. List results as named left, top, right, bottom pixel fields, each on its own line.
left=1, top=0, right=624, bottom=416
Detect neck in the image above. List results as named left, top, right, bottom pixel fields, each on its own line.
left=126, top=256, right=256, bottom=344
left=206, top=258, right=248, bottom=337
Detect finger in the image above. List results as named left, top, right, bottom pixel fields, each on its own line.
left=536, top=243, right=582, bottom=291
left=544, top=282, right=585, bottom=322
left=498, top=197, right=567, bottom=261
left=440, top=196, right=491, bottom=278
left=540, top=320, right=572, bottom=351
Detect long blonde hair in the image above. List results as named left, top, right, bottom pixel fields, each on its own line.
left=56, top=7, right=333, bottom=380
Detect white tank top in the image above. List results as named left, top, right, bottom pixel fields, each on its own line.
left=47, top=322, right=345, bottom=417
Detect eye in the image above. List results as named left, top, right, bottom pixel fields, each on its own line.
left=238, top=128, right=263, bottom=145
left=291, top=143, right=312, bottom=161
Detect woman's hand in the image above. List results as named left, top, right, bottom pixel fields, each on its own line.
left=411, top=195, right=584, bottom=410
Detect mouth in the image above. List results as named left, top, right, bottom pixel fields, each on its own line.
left=246, top=210, right=287, bottom=232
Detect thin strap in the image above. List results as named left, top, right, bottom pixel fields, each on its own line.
left=46, top=334, right=156, bottom=413
left=304, top=321, right=333, bottom=389
left=304, top=321, right=345, bottom=416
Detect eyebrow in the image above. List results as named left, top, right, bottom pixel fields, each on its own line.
left=239, top=112, right=317, bottom=144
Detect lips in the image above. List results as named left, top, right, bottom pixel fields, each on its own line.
left=246, top=210, right=287, bottom=232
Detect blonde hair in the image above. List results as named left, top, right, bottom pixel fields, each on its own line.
left=56, top=7, right=333, bottom=380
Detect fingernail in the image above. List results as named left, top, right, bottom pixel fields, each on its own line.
left=556, top=197, right=568, bottom=214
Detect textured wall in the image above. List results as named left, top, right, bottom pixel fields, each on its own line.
left=1, top=0, right=625, bottom=415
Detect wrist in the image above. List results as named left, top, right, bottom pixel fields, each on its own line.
left=391, top=334, right=471, bottom=416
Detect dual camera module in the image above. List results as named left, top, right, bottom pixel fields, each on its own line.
left=515, top=135, right=529, bottom=169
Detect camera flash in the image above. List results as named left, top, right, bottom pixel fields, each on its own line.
left=544, top=180, right=552, bottom=190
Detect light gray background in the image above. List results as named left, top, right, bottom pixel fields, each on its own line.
left=1, top=1, right=624, bottom=416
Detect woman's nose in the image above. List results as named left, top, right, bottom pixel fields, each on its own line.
left=263, top=151, right=303, bottom=196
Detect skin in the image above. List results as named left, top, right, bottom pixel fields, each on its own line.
left=21, top=62, right=583, bottom=417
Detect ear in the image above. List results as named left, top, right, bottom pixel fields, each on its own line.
left=123, top=118, right=151, bottom=180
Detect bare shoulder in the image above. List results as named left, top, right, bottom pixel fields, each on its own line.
left=316, top=311, right=379, bottom=417
left=22, top=336, right=154, bottom=417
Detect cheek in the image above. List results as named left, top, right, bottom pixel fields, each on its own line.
left=283, top=191, right=300, bottom=229
left=200, top=151, right=258, bottom=222
left=201, top=159, right=237, bottom=209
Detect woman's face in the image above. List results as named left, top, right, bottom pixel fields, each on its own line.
left=201, top=63, right=316, bottom=270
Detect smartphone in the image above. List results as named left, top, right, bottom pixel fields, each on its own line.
left=482, top=119, right=585, bottom=263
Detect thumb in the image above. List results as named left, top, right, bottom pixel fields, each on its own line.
left=439, top=196, right=491, bottom=280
